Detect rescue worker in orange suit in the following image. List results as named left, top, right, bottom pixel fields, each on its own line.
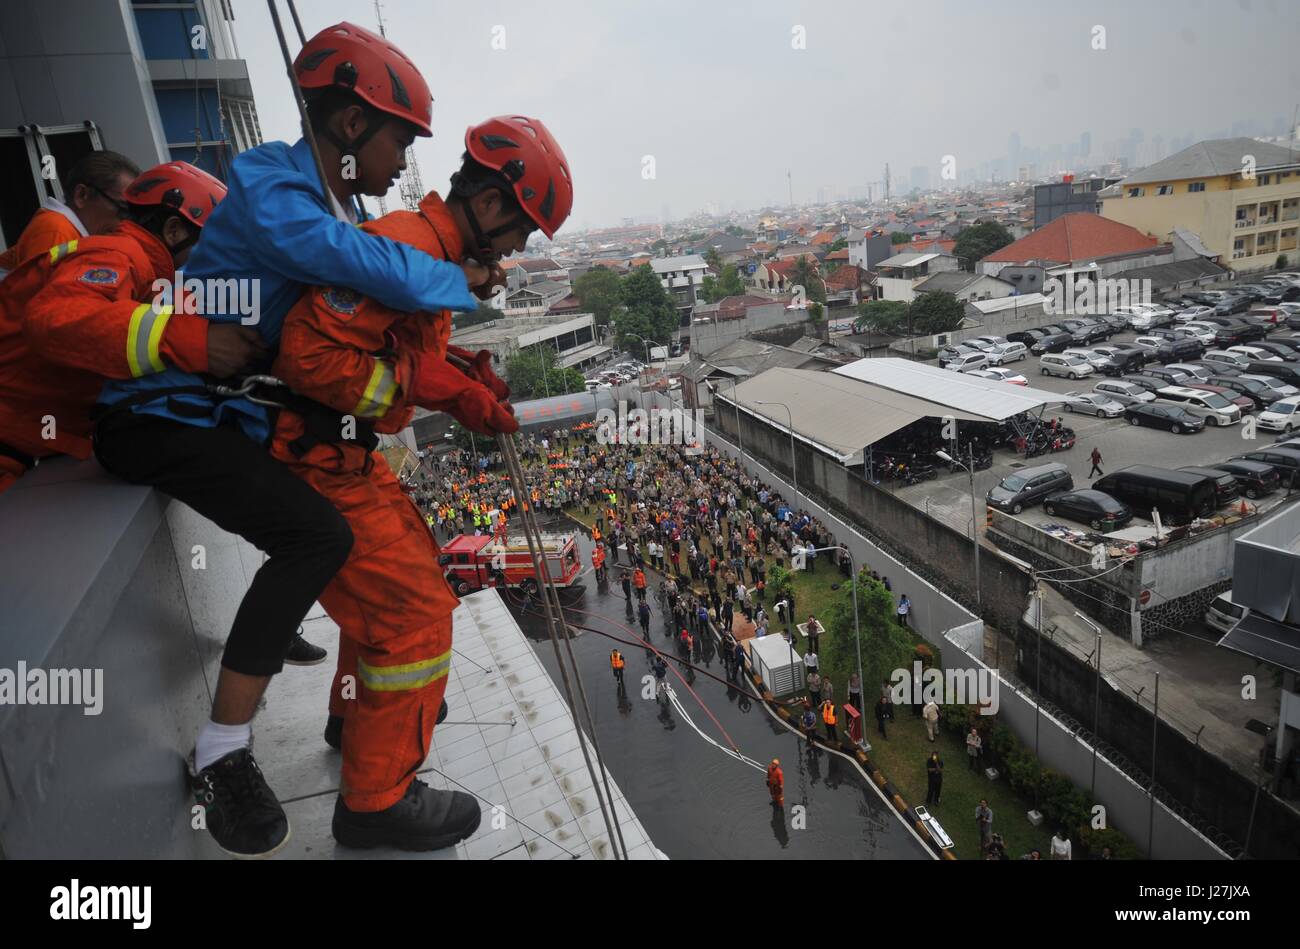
left=767, top=758, right=784, bottom=807
left=591, top=542, right=607, bottom=583
left=634, top=566, right=647, bottom=602
left=0, top=162, right=260, bottom=493
left=270, top=115, right=571, bottom=851
left=610, top=649, right=625, bottom=688
left=0, top=151, right=140, bottom=278
left=822, top=699, right=838, bottom=742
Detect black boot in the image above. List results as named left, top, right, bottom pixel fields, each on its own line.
left=285, top=632, right=327, bottom=666
left=332, top=778, right=481, bottom=851
left=188, top=747, right=290, bottom=859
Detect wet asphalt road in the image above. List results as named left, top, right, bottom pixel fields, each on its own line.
left=506, top=525, right=930, bottom=860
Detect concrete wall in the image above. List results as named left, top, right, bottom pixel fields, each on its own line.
left=941, top=628, right=1227, bottom=859
left=688, top=302, right=789, bottom=357
left=1016, top=622, right=1300, bottom=859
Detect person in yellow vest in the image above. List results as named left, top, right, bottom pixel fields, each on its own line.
left=821, top=699, right=837, bottom=742
left=766, top=758, right=784, bottom=807
left=0, top=151, right=140, bottom=277
left=610, top=648, right=625, bottom=688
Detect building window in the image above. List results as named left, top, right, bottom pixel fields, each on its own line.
left=1259, top=175, right=1273, bottom=186
left=1156, top=185, right=1174, bottom=195
left=1127, top=187, right=1144, bottom=198
left=1188, top=182, right=1206, bottom=193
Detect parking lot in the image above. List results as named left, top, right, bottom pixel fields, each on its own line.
left=892, top=325, right=1300, bottom=539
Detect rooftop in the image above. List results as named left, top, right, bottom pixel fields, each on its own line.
left=982, top=213, right=1158, bottom=265
left=1120, top=137, right=1300, bottom=186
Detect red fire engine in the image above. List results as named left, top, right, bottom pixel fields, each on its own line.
left=439, top=533, right=583, bottom=597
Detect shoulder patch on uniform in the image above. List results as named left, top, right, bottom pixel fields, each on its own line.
left=322, top=286, right=362, bottom=314
left=79, top=267, right=121, bottom=286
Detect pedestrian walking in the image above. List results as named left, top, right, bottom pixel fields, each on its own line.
left=925, top=752, right=944, bottom=805
left=766, top=758, right=784, bottom=808
left=976, top=800, right=994, bottom=853
left=923, top=699, right=940, bottom=742
left=652, top=655, right=668, bottom=700
left=610, top=649, right=625, bottom=688
left=638, top=600, right=651, bottom=638
left=807, top=670, right=822, bottom=707
left=966, top=726, right=983, bottom=771
left=620, top=569, right=631, bottom=601
left=1088, top=446, right=1103, bottom=480
left=896, top=594, right=911, bottom=628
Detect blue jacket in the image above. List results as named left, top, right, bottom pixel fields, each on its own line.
left=99, top=138, right=478, bottom=441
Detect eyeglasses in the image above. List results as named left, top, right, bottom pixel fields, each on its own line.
left=91, top=185, right=132, bottom=219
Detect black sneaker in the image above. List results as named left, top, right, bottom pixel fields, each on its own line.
left=332, top=778, right=481, bottom=851
left=285, top=633, right=327, bottom=666
left=324, top=700, right=447, bottom=751
left=188, top=747, right=290, bottom=859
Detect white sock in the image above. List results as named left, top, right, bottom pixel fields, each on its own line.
left=195, top=719, right=253, bottom=771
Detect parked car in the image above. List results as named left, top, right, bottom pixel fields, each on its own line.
left=1204, top=317, right=1266, bottom=342
left=1253, top=341, right=1300, bottom=362
left=1152, top=338, right=1205, bottom=364
left=1246, top=306, right=1286, bottom=326
left=1095, top=314, right=1129, bottom=333
left=961, top=338, right=997, bottom=353
left=1245, top=361, right=1300, bottom=389
left=1061, top=318, right=1109, bottom=343
left=1202, top=349, right=1252, bottom=370
left=1176, top=466, right=1241, bottom=506
left=1123, top=403, right=1205, bottom=434
left=1238, top=373, right=1300, bottom=398
left=1031, top=332, right=1074, bottom=355
left=1179, top=322, right=1219, bottom=345
left=986, top=462, right=1073, bottom=515
left=1007, top=328, right=1049, bottom=346
left=1093, top=379, right=1155, bottom=406
left=985, top=341, right=1029, bottom=365
left=1205, top=592, right=1249, bottom=636
left=972, top=335, right=1010, bottom=349
left=1211, top=459, right=1280, bottom=500
left=970, top=367, right=1029, bottom=385
left=1231, top=446, right=1300, bottom=485
left=1153, top=385, right=1242, bottom=426
left=1187, top=384, right=1254, bottom=415
left=943, top=352, right=990, bottom=373
left=1093, top=466, right=1217, bottom=523
left=1132, top=335, right=1166, bottom=352
left=1121, top=373, right=1170, bottom=393
left=1209, top=374, right=1283, bottom=409
left=1114, top=304, right=1175, bottom=330
left=1064, top=391, right=1125, bottom=417
left=1039, top=353, right=1095, bottom=379
left=1258, top=396, right=1300, bottom=432
left=1142, top=365, right=1194, bottom=386
left=1042, top=489, right=1133, bottom=531
left=1062, top=347, right=1111, bottom=370
left=1227, top=345, right=1283, bottom=363
left=1175, top=305, right=1215, bottom=322
left=1165, top=363, right=1214, bottom=383
left=938, top=343, right=982, bottom=367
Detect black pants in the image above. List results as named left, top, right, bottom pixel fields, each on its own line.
left=94, top=411, right=353, bottom=677
left=1088, top=463, right=1103, bottom=478
left=926, top=775, right=942, bottom=804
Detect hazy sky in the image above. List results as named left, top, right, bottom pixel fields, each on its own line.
left=232, top=0, right=1300, bottom=231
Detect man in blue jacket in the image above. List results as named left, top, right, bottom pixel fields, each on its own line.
left=93, top=22, right=495, bottom=859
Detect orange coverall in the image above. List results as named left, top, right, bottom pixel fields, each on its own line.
left=0, top=223, right=208, bottom=492
left=269, top=192, right=465, bottom=812
left=767, top=762, right=784, bottom=806
left=0, top=207, right=83, bottom=273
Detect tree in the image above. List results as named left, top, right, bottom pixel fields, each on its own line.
left=827, top=237, right=848, bottom=253
left=452, top=302, right=502, bottom=330
left=504, top=346, right=586, bottom=401
left=701, top=264, right=745, bottom=303
left=614, top=264, right=678, bottom=350
left=822, top=571, right=915, bottom=692
left=724, top=224, right=745, bottom=237
left=790, top=256, right=825, bottom=303
left=952, top=221, right=1013, bottom=271
left=854, top=299, right=909, bottom=334
left=572, top=266, right=621, bottom=327
left=890, top=231, right=913, bottom=245
left=808, top=301, right=825, bottom=324
left=704, top=246, right=723, bottom=271
left=651, top=238, right=668, bottom=253
left=909, top=291, right=966, bottom=334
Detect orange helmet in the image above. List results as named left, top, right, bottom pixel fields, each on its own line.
left=124, top=161, right=226, bottom=228
left=462, top=115, right=573, bottom=239
left=294, top=22, right=433, bottom=136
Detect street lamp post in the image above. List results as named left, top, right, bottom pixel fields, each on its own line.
left=755, top=399, right=798, bottom=500
left=935, top=444, right=983, bottom=617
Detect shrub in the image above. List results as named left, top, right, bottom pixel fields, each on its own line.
left=914, top=643, right=935, bottom=667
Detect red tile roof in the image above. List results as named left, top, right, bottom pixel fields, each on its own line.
left=982, top=212, right=1157, bottom=264
left=824, top=264, right=865, bottom=292
left=911, top=237, right=956, bottom=255
left=825, top=248, right=850, bottom=260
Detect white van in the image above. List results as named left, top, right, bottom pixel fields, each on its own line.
left=1202, top=350, right=1252, bottom=370
left=1039, top=353, right=1094, bottom=379
left=1205, top=592, right=1248, bottom=635
left=1153, top=385, right=1243, bottom=426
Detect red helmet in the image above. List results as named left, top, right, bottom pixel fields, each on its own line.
left=464, top=116, right=573, bottom=239
left=124, top=161, right=226, bottom=228
left=293, top=22, right=433, bottom=136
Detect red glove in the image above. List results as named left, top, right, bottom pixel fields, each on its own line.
left=409, top=355, right=518, bottom=435
left=447, top=344, right=510, bottom=401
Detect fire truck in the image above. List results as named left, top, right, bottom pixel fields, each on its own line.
left=439, top=532, right=583, bottom=597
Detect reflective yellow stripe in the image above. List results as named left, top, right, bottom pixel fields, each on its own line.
left=357, top=648, right=451, bottom=692
left=126, top=303, right=174, bottom=377
left=48, top=239, right=79, bottom=263
left=353, top=359, right=396, bottom=418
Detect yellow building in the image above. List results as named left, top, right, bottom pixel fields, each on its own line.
left=1100, top=137, right=1300, bottom=273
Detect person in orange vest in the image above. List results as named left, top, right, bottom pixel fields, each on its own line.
left=766, top=758, right=784, bottom=807
left=592, top=523, right=602, bottom=544
left=0, top=150, right=140, bottom=277
left=0, top=162, right=257, bottom=493
left=822, top=699, right=838, bottom=742
left=265, top=114, right=568, bottom=852
left=591, top=542, right=607, bottom=582
left=609, top=648, right=625, bottom=688
left=633, top=566, right=647, bottom=602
